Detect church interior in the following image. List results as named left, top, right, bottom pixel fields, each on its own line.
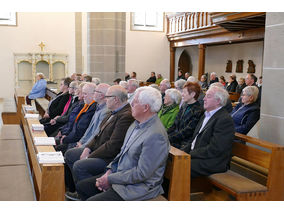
left=0, top=8, right=284, bottom=205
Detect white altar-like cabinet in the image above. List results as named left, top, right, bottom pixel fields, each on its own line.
left=14, top=53, right=68, bottom=90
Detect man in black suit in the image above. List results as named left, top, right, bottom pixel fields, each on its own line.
left=182, top=86, right=235, bottom=178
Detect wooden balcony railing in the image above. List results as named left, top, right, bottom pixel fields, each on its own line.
left=167, top=12, right=214, bottom=35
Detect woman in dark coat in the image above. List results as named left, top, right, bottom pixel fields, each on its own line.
left=231, top=86, right=260, bottom=134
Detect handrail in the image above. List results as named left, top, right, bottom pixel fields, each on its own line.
left=167, top=12, right=213, bottom=35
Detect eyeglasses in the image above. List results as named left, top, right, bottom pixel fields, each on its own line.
left=105, top=95, right=116, bottom=98
left=94, top=90, right=103, bottom=94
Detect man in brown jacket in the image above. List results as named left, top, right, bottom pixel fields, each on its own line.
left=65, top=85, right=134, bottom=200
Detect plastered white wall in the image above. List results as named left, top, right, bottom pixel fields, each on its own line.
left=175, top=41, right=263, bottom=81
left=205, top=41, right=264, bottom=80
left=0, top=12, right=76, bottom=98
left=125, top=13, right=170, bottom=82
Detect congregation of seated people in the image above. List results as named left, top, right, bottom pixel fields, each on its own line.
left=28, top=70, right=263, bottom=201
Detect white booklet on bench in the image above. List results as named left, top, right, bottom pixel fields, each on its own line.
left=34, top=137, right=56, bottom=146
left=25, top=113, right=40, bottom=119
left=37, top=152, right=65, bottom=164
left=24, top=105, right=36, bottom=112
left=32, top=124, right=44, bottom=131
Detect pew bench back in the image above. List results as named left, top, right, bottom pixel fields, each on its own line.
left=207, top=133, right=284, bottom=200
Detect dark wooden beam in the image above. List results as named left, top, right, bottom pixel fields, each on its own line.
left=170, top=27, right=265, bottom=48
left=198, top=44, right=206, bottom=81
left=170, top=46, right=176, bottom=82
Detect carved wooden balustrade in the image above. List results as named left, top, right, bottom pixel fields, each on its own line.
left=167, top=12, right=214, bottom=35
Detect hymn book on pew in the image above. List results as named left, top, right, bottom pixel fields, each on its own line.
left=31, top=124, right=44, bottom=131
left=37, top=152, right=65, bottom=164
left=34, top=137, right=56, bottom=146
left=24, top=105, right=36, bottom=112
left=25, top=113, right=40, bottom=119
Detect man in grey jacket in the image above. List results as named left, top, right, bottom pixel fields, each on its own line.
left=76, top=83, right=110, bottom=148
left=76, top=86, right=170, bottom=201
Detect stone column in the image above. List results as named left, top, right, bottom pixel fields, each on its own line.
left=75, top=12, right=83, bottom=74
left=88, top=12, right=126, bottom=84
left=260, top=12, right=284, bottom=145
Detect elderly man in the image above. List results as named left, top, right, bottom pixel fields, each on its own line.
left=182, top=86, right=235, bottom=178
left=127, top=79, right=139, bottom=103
left=76, top=83, right=110, bottom=148
left=44, top=81, right=80, bottom=136
left=160, top=79, right=171, bottom=103
left=64, top=85, right=134, bottom=200
left=76, top=86, right=170, bottom=201
left=209, top=72, right=219, bottom=86
left=54, top=83, right=97, bottom=153
left=239, top=74, right=261, bottom=106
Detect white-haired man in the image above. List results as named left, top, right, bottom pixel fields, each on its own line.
left=209, top=72, right=219, bottom=86
left=127, top=79, right=139, bottom=103
left=64, top=85, right=134, bottom=200
left=76, top=83, right=111, bottom=148
left=182, top=86, right=235, bottom=178
left=76, top=86, right=170, bottom=201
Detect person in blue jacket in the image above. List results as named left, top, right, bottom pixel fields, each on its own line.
left=231, top=86, right=260, bottom=134
left=26, top=73, right=47, bottom=105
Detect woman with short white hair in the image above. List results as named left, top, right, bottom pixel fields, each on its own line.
left=26, top=72, right=47, bottom=105
left=158, top=89, right=181, bottom=130
left=231, top=86, right=260, bottom=134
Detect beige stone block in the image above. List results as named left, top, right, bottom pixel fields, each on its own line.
left=263, top=25, right=284, bottom=68
left=89, top=45, right=104, bottom=55
left=103, top=30, right=116, bottom=45
left=104, top=46, right=116, bottom=55
left=261, top=68, right=284, bottom=117
left=104, top=56, right=116, bottom=72
left=266, top=12, right=284, bottom=26
left=89, top=19, right=116, bottom=29
left=89, top=12, right=105, bottom=19
left=259, top=114, right=284, bottom=146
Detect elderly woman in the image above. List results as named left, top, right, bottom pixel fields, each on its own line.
left=236, top=77, right=246, bottom=94
left=167, top=82, right=204, bottom=149
left=231, top=86, right=260, bottom=134
left=158, top=89, right=181, bottom=130
left=226, top=74, right=238, bottom=92
left=174, top=79, right=186, bottom=108
left=26, top=72, right=47, bottom=105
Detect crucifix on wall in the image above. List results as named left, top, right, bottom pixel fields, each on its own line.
left=38, top=42, right=45, bottom=52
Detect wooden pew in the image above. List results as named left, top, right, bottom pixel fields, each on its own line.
left=194, top=133, right=284, bottom=201
left=1, top=98, right=19, bottom=124
left=2, top=88, right=29, bottom=124
left=20, top=105, right=65, bottom=201
left=35, top=98, right=49, bottom=117
left=0, top=124, right=35, bottom=200
left=229, top=92, right=240, bottom=102
left=150, top=146, right=191, bottom=201
left=45, top=87, right=58, bottom=101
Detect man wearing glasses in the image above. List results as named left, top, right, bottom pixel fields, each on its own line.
left=76, top=86, right=170, bottom=201
left=75, top=83, right=110, bottom=148
left=65, top=85, right=134, bottom=200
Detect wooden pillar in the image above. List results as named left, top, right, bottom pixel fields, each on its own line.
left=198, top=44, right=206, bottom=80
left=170, top=46, right=176, bottom=82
